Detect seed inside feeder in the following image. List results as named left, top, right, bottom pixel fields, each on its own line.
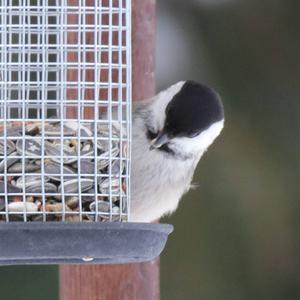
left=0, top=121, right=127, bottom=222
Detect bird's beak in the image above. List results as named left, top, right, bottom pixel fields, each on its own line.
left=150, top=131, right=170, bottom=150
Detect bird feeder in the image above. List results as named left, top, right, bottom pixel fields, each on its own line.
left=0, top=0, right=172, bottom=264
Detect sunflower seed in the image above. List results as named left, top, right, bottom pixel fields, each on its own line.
left=111, top=159, right=125, bottom=175
left=0, top=152, right=20, bottom=173
left=80, top=142, right=94, bottom=156
left=97, top=139, right=109, bottom=152
left=14, top=175, right=49, bottom=189
left=99, top=177, right=120, bottom=194
left=89, top=201, right=120, bottom=221
left=97, top=147, right=119, bottom=170
left=58, top=178, right=94, bottom=194
left=26, top=182, right=57, bottom=193
left=0, top=181, right=21, bottom=194
left=0, top=120, right=127, bottom=222
left=74, top=159, right=95, bottom=175
left=64, top=122, right=93, bottom=137
left=26, top=123, right=41, bottom=135
left=45, top=141, right=77, bottom=164
left=0, top=139, right=16, bottom=155
left=97, top=123, right=123, bottom=138
left=8, top=161, right=40, bottom=173
left=16, top=139, right=42, bottom=157
left=89, top=200, right=110, bottom=213
left=44, top=160, right=76, bottom=181
left=0, top=126, right=22, bottom=138
left=44, top=123, right=74, bottom=136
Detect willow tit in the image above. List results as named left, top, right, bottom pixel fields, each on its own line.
left=130, top=80, right=224, bottom=222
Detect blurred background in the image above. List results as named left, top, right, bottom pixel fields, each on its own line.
left=158, top=0, right=300, bottom=299
left=0, top=0, right=299, bottom=299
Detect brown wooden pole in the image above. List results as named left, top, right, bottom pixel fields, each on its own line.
left=59, top=1, right=159, bottom=300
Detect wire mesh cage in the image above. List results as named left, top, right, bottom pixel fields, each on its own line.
left=0, top=0, right=172, bottom=264
left=0, top=0, right=131, bottom=222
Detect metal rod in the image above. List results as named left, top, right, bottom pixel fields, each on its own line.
left=59, top=0, right=158, bottom=299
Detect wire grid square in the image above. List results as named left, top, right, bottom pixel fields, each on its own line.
left=0, top=0, right=131, bottom=222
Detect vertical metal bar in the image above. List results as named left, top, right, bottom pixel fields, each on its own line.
left=107, top=0, right=113, bottom=221
left=60, top=0, right=66, bottom=221
left=21, top=0, right=27, bottom=222
left=126, top=0, right=132, bottom=222
left=59, top=1, right=159, bottom=299
left=118, top=0, right=124, bottom=221
left=40, top=0, right=46, bottom=222
left=1, top=0, right=9, bottom=222
left=93, top=0, right=99, bottom=222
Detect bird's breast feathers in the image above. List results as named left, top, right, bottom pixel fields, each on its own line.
left=130, top=122, right=198, bottom=222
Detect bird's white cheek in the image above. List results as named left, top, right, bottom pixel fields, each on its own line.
left=172, top=119, right=224, bottom=154
left=198, top=119, right=224, bottom=147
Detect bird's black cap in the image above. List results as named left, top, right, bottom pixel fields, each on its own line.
left=164, top=80, right=224, bottom=138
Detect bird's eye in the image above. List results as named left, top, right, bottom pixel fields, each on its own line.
left=146, top=128, right=158, bottom=140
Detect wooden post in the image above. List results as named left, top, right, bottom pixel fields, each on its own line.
left=59, top=1, right=159, bottom=300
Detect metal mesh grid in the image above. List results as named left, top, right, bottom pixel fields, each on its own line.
left=0, top=0, right=131, bottom=222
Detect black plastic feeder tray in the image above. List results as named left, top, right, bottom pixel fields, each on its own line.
left=0, top=222, right=173, bottom=265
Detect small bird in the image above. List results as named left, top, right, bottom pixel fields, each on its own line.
left=130, top=80, right=224, bottom=222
